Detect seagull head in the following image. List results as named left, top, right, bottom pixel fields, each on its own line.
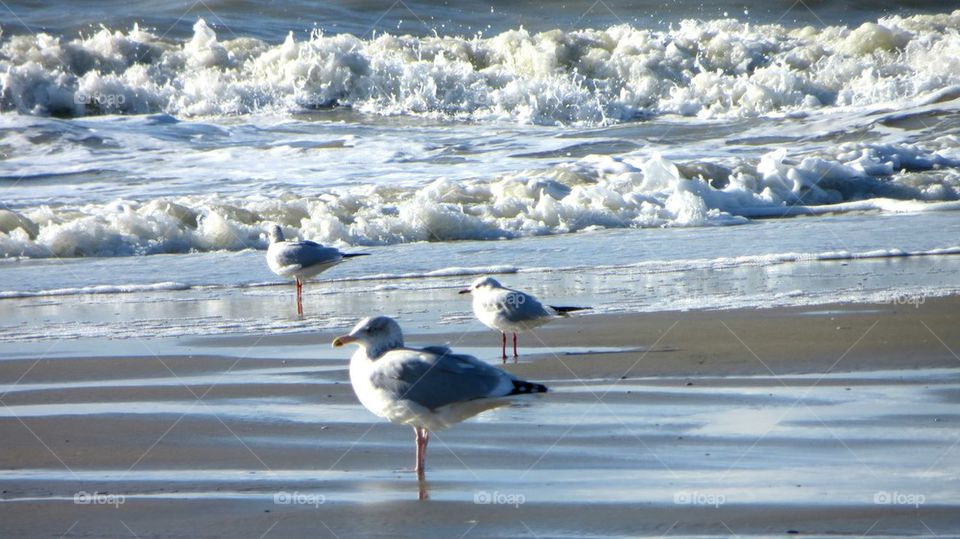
left=332, top=316, right=405, bottom=358
left=266, top=224, right=285, bottom=244
left=458, top=276, right=503, bottom=295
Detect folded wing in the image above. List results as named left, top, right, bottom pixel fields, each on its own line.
left=494, top=290, right=552, bottom=323
left=371, top=347, right=514, bottom=411
left=272, top=241, right=344, bottom=271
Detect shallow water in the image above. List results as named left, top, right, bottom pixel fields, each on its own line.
left=2, top=4, right=960, bottom=282
left=1, top=209, right=958, bottom=342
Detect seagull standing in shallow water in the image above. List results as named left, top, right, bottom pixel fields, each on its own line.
left=460, top=276, right=590, bottom=363
left=333, top=316, right=547, bottom=480
left=265, top=224, right=368, bottom=316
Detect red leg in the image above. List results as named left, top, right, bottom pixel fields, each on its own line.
left=501, top=332, right=507, bottom=363
left=513, top=332, right=518, bottom=362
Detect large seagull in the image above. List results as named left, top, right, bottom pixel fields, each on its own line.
left=334, top=316, right=548, bottom=481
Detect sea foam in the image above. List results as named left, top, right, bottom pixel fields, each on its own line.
left=3, top=13, right=960, bottom=123
left=1, top=144, right=957, bottom=259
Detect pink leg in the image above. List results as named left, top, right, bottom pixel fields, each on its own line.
left=422, top=429, right=429, bottom=473
left=513, top=332, right=518, bottom=362
left=500, top=332, right=507, bottom=364
left=418, top=477, right=429, bottom=500
left=295, top=277, right=303, bottom=317
left=414, top=427, right=421, bottom=472
left=414, top=427, right=429, bottom=476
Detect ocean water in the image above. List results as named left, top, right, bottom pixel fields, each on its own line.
left=1, top=1, right=960, bottom=340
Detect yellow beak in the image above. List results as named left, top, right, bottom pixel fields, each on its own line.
left=332, top=335, right=357, bottom=348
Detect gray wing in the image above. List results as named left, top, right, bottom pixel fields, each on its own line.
left=273, top=241, right=343, bottom=269
left=495, top=289, right=552, bottom=323
left=370, top=347, right=513, bottom=410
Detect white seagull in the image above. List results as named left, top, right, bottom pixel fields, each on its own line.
left=333, top=316, right=547, bottom=478
left=265, top=224, right=368, bottom=316
left=460, top=276, right=589, bottom=362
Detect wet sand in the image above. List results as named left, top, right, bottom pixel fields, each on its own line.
left=1, top=297, right=959, bottom=537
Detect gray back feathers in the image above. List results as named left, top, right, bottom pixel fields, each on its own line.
left=272, top=240, right=344, bottom=269
left=370, top=346, right=511, bottom=410
left=485, top=289, right=551, bottom=322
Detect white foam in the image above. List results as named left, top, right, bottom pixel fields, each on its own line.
left=1, top=145, right=956, bottom=259
left=0, top=281, right=190, bottom=299
left=3, top=13, right=960, bottom=123
left=354, top=264, right=518, bottom=282
left=520, top=245, right=960, bottom=278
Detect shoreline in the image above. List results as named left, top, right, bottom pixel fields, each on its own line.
left=4, top=225, right=960, bottom=345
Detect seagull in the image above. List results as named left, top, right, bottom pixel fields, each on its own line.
left=265, top=224, right=368, bottom=316
left=333, top=316, right=548, bottom=479
left=459, top=276, right=589, bottom=363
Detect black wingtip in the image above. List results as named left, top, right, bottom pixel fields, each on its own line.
left=342, top=253, right=371, bottom=258
left=550, top=305, right=591, bottom=314
left=510, top=380, right=549, bottom=395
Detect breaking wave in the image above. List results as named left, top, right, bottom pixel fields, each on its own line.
left=1, top=143, right=958, bottom=258
left=3, top=11, right=960, bottom=124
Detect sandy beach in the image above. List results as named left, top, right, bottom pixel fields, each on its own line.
left=2, top=296, right=958, bottom=538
